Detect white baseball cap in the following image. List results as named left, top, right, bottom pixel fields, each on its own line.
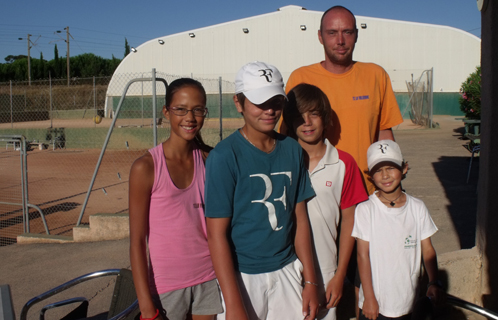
left=367, top=140, right=404, bottom=171
left=235, top=61, right=286, bottom=105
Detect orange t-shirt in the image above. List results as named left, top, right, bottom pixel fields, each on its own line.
left=282, top=62, right=403, bottom=194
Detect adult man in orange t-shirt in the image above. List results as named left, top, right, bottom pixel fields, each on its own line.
left=281, top=6, right=403, bottom=195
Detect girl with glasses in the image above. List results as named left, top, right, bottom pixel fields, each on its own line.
left=129, top=78, right=222, bottom=320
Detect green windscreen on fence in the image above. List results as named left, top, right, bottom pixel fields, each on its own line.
left=395, top=92, right=463, bottom=119
left=111, top=93, right=242, bottom=119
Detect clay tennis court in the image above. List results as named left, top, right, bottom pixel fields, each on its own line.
left=0, top=118, right=244, bottom=244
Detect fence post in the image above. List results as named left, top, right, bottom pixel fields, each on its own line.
left=49, top=72, right=53, bottom=128
left=10, top=81, right=13, bottom=128
left=429, top=67, right=434, bottom=129
left=141, top=72, right=144, bottom=127
left=152, top=68, right=157, bottom=147
left=93, top=76, right=96, bottom=128
left=219, top=77, right=223, bottom=141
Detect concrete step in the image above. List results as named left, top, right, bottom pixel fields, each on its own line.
left=73, top=213, right=129, bottom=242
left=17, top=233, right=73, bottom=244
left=17, top=213, right=130, bottom=244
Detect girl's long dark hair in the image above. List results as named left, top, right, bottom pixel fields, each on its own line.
left=165, top=78, right=212, bottom=153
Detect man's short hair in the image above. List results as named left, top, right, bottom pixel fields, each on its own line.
left=320, top=5, right=357, bottom=31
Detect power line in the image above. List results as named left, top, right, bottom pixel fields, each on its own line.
left=70, top=26, right=150, bottom=40
left=0, top=23, right=144, bottom=61
left=466, top=27, right=481, bottom=32
left=71, top=39, right=123, bottom=48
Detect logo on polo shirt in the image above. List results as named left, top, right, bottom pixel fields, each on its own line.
left=353, top=95, right=369, bottom=101
left=326, top=181, right=332, bottom=187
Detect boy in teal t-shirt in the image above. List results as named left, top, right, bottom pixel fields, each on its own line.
left=205, top=61, right=319, bottom=320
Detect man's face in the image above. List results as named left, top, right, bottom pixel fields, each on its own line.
left=318, top=8, right=358, bottom=68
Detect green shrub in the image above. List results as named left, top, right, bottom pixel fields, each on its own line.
left=459, top=66, right=481, bottom=120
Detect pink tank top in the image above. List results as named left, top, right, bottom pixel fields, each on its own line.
left=147, top=143, right=216, bottom=294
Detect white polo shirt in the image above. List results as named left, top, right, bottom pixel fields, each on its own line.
left=308, top=139, right=368, bottom=280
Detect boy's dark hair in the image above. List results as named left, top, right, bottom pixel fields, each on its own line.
left=165, top=78, right=206, bottom=108
left=235, top=93, right=246, bottom=110
left=283, top=83, right=332, bottom=139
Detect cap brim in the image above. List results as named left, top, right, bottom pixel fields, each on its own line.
left=369, top=159, right=403, bottom=172
left=244, top=86, right=286, bottom=105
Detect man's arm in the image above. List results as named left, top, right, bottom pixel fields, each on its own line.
left=326, top=204, right=356, bottom=308
left=277, top=70, right=301, bottom=134
left=206, top=217, right=249, bottom=320
left=294, top=201, right=319, bottom=319
left=378, top=128, right=395, bottom=141
left=357, top=238, right=379, bottom=320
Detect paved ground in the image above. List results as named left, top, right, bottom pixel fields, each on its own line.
left=1, top=238, right=131, bottom=320
left=393, top=116, right=478, bottom=254
left=0, top=116, right=481, bottom=320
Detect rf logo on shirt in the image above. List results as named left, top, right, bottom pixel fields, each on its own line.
left=249, top=172, right=292, bottom=231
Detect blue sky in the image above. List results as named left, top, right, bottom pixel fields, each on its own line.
left=1, top=0, right=481, bottom=62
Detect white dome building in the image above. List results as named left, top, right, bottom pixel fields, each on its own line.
left=106, top=5, right=480, bottom=117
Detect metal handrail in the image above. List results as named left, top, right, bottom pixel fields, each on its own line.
left=20, top=269, right=129, bottom=320
left=40, top=297, right=88, bottom=320
left=27, top=204, right=49, bottom=234
left=447, top=294, right=498, bottom=320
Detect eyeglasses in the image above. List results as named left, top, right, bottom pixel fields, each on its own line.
left=168, top=107, right=208, bottom=117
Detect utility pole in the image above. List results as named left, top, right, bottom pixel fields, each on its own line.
left=64, top=26, right=73, bottom=86
left=27, top=34, right=32, bottom=86
left=18, top=34, right=33, bottom=85
left=54, top=27, right=73, bottom=86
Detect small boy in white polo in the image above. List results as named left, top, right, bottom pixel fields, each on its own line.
left=205, top=61, right=319, bottom=320
left=352, top=140, right=444, bottom=320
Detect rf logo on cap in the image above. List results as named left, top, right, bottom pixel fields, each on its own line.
left=367, top=140, right=403, bottom=171
left=379, top=144, right=388, bottom=154
left=258, top=69, right=273, bottom=82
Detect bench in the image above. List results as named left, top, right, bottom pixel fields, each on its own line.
left=464, top=134, right=480, bottom=183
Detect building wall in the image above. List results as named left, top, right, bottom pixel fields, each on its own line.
left=354, top=17, right=481, bottom=92
left=477, top=0, right=498, bottom=310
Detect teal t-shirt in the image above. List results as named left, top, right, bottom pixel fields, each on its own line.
left=205, top=130, right=315, bottom=274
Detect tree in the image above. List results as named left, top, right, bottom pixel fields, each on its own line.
left=124, top=38, right=130, bottom=57
left=1, top=51, right=121, bottom=80
left=12, top=58, right=28, bottom=81
left=4, top=55, right=27, bottom=63
left=108, top=54, right=121, bottom=74
left=36, top=52, right=46, bottom=79
left=54, top=44, right=61, bottom=78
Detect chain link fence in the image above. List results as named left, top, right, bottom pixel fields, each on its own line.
left=404, top=68, right=434, bottom=128
left=0, top=136, right=24, bottom=246
left=0, top=72, right=241, bottom=245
